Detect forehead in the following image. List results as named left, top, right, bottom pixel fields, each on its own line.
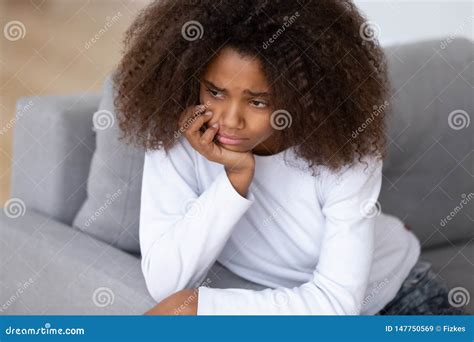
left=201, top=47, right=269, bottom=90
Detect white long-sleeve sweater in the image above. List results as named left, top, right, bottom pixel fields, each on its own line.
left=139, top=136, right=420, bottom=315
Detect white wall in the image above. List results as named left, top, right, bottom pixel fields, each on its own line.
left=353, top=0, right=473, bottom=46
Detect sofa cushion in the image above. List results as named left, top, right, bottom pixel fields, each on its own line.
left=10, top=94, right=100, bottom=226
left=0, top=210, right=154, bottom=314
left=379, top=38, right=473, bottom=249
left=72, top=74, right=145, bottom=254
left=421, top=239, right=474, bottom=314
left=0, top=209, right=265, bottom=314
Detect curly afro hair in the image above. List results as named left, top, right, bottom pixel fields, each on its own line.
left=113, top=0, right=391, bottom=173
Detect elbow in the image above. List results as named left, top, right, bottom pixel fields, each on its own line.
left=341, top=297, right=362, bottom=315
left=326, top=289, right=362, bottom=315
left=301, top=282, right=363, bottom=315
left=141, top=253, right=178, bottom=303
left=139, top=233, right=204, bottom=303
left=329, top=292, right=362, bottom=315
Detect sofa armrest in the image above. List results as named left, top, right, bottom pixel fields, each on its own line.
left=10, top=93, right=101, bottom=225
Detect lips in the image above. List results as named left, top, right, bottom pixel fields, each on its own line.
left=216, top=132, right=247, bottom=145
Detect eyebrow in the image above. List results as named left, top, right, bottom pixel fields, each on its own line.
left=202, top=79, right=271, bottom=98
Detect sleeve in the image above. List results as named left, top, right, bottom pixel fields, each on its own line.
left=140, top=137, right=256, bottom=303
left=197, top=155, right=383, bottom=315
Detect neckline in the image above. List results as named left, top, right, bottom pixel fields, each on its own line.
left=253, top=145, right=294, bottom=163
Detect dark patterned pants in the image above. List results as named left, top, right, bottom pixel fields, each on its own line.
left=376, top=258, right=466, bottom=315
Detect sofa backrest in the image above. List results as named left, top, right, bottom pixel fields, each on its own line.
left=71, top=74, right=144, bottom=255
left=379, top=37, right=473, bottom=249
left=10, top=37, right=473, bottom=254
left=10, top=93, right=101, bottom=226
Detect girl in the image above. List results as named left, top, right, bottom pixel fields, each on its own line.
left=113, top=0, right=464, bottom=315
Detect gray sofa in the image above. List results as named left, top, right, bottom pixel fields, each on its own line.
left=1, top=37, right=473, bottom=315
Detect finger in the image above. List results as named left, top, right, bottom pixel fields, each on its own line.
left=178, top=105, right=207, bottom=128
left=199, top=121, right=219, bottom=146
left=179, top=105, right=207, bottom=129
left=187, top=110, right=213, bottom=138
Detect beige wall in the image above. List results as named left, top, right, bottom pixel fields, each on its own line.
left=0, top=0, right=147, bottom=205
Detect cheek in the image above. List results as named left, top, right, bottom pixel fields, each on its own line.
left=249, top=115, right=274, bottom=138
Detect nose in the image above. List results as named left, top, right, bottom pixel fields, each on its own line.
left=211, top=101, right=244, bottom=130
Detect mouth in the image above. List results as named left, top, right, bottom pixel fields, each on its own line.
left=215, top=133, right=247, bottom=146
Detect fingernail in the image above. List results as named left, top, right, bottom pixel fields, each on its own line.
left=212, top=122, right=218, bottom=127
left=204, top=111, right=212, bottom=116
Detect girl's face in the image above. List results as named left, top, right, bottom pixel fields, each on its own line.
left=199, top=47, right=282, bottom=156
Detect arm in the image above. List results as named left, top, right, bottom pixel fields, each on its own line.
left=225, top=166, right=254, bottom=198
left=140, top=137, right=255, bottom=304
left=144, top=289, right=199, bottom=315
left=197, top=155, right=383, bottom=315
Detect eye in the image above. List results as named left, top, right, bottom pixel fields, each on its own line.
left=250, top=99, right=268, bottom=109
left=206, top=87, right=224, bottom=99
